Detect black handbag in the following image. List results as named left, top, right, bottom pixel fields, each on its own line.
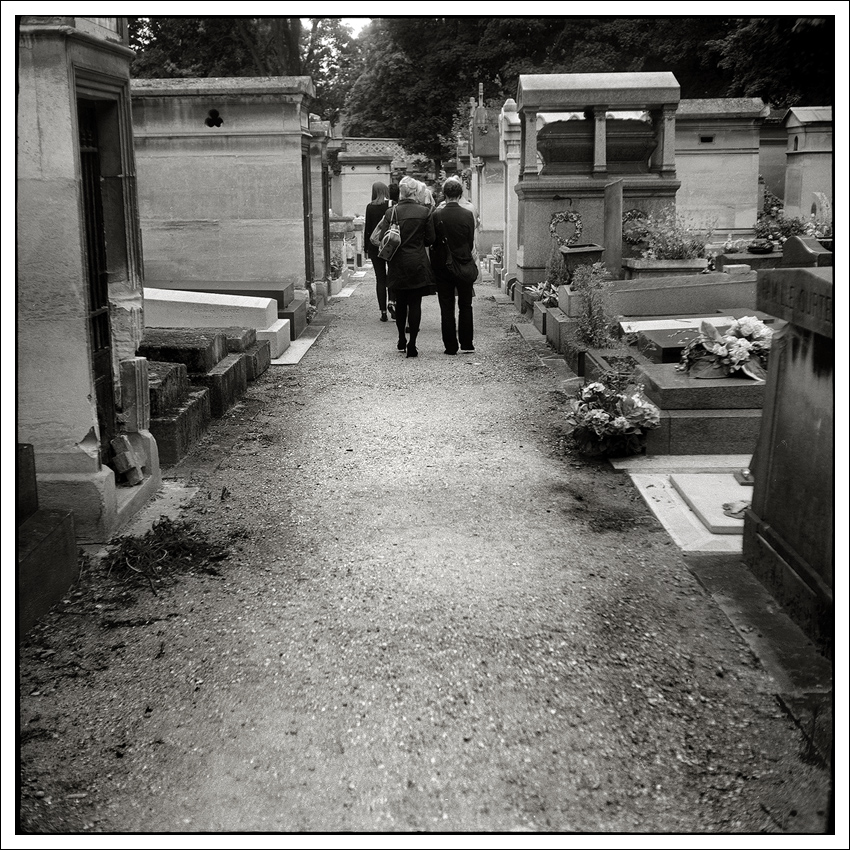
left=377, top=207, right=401, bottom=261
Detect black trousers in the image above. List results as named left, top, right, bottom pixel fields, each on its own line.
left=394, top=288, right=426, bottom=343
left=436, top=277, right=474, bottom=352
left=371, top=254, right=388, bottom=311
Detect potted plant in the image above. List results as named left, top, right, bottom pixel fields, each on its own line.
left=622, top=210, right=713, bottom=278
left=565, top=371, right=662, bottom=457
left=676, top=316, right=773, bottom=381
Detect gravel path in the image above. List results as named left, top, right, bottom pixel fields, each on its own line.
left=18, top=272, right=830, bottom=835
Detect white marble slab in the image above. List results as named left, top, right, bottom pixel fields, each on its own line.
left=619, top=316, right=735, bottom=334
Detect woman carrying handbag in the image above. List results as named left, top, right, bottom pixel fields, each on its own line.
left=371, top=176, right=435, bottom=358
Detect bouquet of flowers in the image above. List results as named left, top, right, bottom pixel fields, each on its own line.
left=676, top=317, right=773, bottom=381
left=566, top=372, right=661, bottom=457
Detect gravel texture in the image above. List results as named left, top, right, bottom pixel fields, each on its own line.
left=17, top=273, right=830, bottom=835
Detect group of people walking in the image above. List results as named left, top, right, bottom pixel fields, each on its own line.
left=365, top=175, right=478, bottom=358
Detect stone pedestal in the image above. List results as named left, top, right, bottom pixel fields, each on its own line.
left=743, top=266, right=833, bottom=655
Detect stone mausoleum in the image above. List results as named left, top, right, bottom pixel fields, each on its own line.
left=514, top=72, right=681, bottom=284
left=131, top=77, right=328, bottom=306
left=17, top=16, right=161, bottom=625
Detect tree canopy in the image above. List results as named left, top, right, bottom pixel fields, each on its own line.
left=128, top=16, right=835, bottom=159
left=128, top=17, right=361, bottom=123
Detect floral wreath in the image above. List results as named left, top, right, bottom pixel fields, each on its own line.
left=549, top=211, right=583, bottom=249
left=622, top=208, right=648, bottom=245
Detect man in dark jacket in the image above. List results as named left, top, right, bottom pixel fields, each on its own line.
left=431, top=178, right=477, bottom=354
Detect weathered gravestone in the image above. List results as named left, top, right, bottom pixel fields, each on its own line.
left=780, top=235, right=833, bottom=268
left=742, top=264, right=834, bottom=656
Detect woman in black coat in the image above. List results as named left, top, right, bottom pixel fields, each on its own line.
left=364, top=181, right=391, bottom=321
left=373, top=176, right=435, bottom=358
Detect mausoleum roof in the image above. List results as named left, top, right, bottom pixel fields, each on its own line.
left=677, top=98, right=768, bottom=119
left=782, top=107, right=833, bottom=127
left=131, top=76, right=315, bottom=98
left=517, top=72, right=679, bottom=112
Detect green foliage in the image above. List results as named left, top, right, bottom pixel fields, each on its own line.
left=570, top=262, right=616, bottom=349
left=640, top=211, right=713, bottom=260
left=128, top=17, right=362, bottom=124
left=708, top=17, right=834, bottom=107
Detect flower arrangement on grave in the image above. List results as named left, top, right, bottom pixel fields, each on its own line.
left=565, top=371, right=661, bottom=457
left=639, top=210, right=713, bottom=260
left=676, top=317, right=773, bottom=381
left=524, top=281, right=559, bottom=307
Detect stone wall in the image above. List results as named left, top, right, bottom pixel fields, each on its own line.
left=132, top=77, right=317, bottom=290
left=674, top=98, right=766, bottom=233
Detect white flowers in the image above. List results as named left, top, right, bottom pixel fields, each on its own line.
left=677, top=317, right=772, bottom=381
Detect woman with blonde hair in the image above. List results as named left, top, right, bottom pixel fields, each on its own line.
left=372, top=175, right=435, bottom=357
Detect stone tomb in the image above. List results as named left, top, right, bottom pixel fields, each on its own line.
left=514, top=72, right=681, bottom=284
left=743, top=265, right=833, bottom=654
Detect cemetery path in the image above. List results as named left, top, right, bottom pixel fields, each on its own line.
left=18, top=272, right=829, bottom=835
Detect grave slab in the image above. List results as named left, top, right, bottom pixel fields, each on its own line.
left=620, top=316, right=735, bottom=335
left=629, top=473, right=743, bottom=553
left=145, top=280, right=295, bottom=310
left=145, top=288, right=278, bottom=332
left=257, top=319, right=291, bottom=358
left=636, top=326, right=728, bottom=363
left=139, top=330, right=227, bottom=374
left=638, top=364, right=765, bottom=410
left=669, top=473, right=749, bottom=534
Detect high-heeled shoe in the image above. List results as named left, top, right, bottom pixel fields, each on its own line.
left=380, top=312, right=388, bottom=322
left=406, top=343, right=418, bottom=358
left=397, top=337, right=407, bottom=351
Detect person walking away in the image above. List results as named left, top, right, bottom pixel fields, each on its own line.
left=431, top=178, right=477, bottom=354
left=364, top=182, right=391, bottom=321
left=372, top=176, right=435, bottom=358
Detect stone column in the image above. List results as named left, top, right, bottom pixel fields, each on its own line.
left=593, top=106, right=608, bottom=175
left=659, top=105, right=676, bottom=174
left=500, top=98, right=522, bottom=278
left=520, top=109, right=538, bottom=179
